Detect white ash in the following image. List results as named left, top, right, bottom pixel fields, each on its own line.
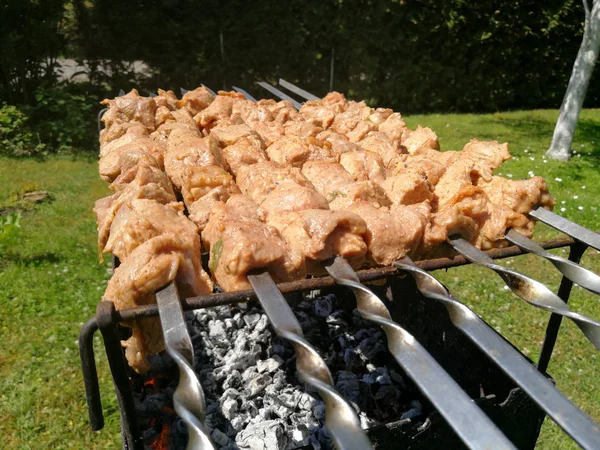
left=139, top=293, right=411, bottom=449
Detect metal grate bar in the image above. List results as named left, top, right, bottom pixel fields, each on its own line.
left=449, top=237, right=600, bottom=349
left=325, top=256, right=517, bottom=450
left=394, top=256, right=600, bottom=449
left=248, top=272, right=373, bottom=450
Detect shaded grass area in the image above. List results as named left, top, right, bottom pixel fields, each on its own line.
left=0, top=109, right=598, bottom=448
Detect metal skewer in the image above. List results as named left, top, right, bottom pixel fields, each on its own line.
left=394, top=256, right=600, bottom=449
left=256, top=81, right=302, bottom=109
left=278, top=78, right=320, bottom=101
left=232, top=86, right=258, bottom=102
left=505, top=229, right=600, bottom=295
left=324, top=256, right=516, bottom=450
left=278, top=78, right=319, bottom=101
left=449, top=237, right=600, bottom=349
left=156, top=283, right=215, bottom=450
left=529, top=207, right=600, bottom=251
left=202, top=85, right=217, bottom=97
left=247, top=272, right=372, bottom=450
left=232, top=85, right=369, bottom=449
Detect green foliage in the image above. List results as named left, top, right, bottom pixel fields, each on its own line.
left=32, top=84, right=96, bottom=151
left=69, top=0, right=596, bottom=114
left=0, top=105, right=46, bottom=157
left=0, top=82, right=98, bottom=156
left=0, top=211, right=21, bottom=244
left=0, top=0, right=599, bottom=157
left=0, top=0, right=66, bottom=104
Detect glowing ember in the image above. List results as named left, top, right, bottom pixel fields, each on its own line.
left=150, top=423, right=171, bottom=450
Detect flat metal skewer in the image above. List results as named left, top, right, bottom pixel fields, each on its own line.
left=277, top=79, right=319, bottom=101
left=256, top=81, right=303, bottom=110
left=394, top=256, right=600, bottom=449
left=247, top=272, right=372, bottom=450
left=232, top=86, right=258, bottom=102
left=324, top=256, right=516, bottom=450
left=156, top=283, right=215, bottom=450
left=506, top=229, right=600, bottom=295
left=278, top=78, right=320, bottom=101
left=449, top=237, right=600, bottom=349
left=202, top=85, right=217, bottom=97
left=529, top=207, right=600, bottom=251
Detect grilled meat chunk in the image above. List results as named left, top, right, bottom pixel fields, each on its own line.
left=267, top=209, right=368, bottom=274
left=103, top=233, right=212, bottom=372
left=203, top=195, right=305, bottom=291
left=101, top=89, right=157, bottom=133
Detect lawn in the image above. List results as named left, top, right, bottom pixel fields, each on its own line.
left=0, top=109, right=598, bottom=449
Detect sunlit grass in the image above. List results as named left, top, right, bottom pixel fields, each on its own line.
left=0, top=109, right=598, bottom=448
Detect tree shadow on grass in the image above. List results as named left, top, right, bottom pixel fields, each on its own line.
left=498, top=116, right=600, bottom=159
left=0, top=251, right=63, bottom=268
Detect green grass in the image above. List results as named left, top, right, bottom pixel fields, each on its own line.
left=0, top=109, right=599, bottom=449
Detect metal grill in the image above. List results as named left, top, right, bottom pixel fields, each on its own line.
left=81, top=81, right=600, bottom=450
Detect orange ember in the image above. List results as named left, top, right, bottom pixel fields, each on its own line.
left=144, top=375, right=166, bottom=389
left=150, top=423, right=171, bottom=450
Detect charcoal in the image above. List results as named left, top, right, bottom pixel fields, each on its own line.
left=357, top=336, right=386, bottom=360
left=137, top=393, right=166, bottom=414
left=312, top=295, right=334, bottom=317
left=223, top=369, right=241, bottom=390
left=142, top=427, right=158, bottom=443
left=257, top=356, right=283, bottom=374
left=253, top=315, right=269, bottom=333
left=375, top=367, right=391, bottom=385
left=140, top=290, right=412, bottom=449
left=221, top=397, right=239, bottom=420
left=209, top=320, right=228, bottom=342
left=401, top=400, right=423, bottom=420
left=230, top=414, right=248, bottom=432
left=291, top=425, right=311, bottom=448
left=335, top=371, right=360, bottom=403
left=240, top=398, right=259, bottom=417
left=313, top=401, right=326, bottom=421
left=342, top=347, right=364, bottom=371
left=297, top=392, right=315, bottom=411
left=374, top=384, right=400, bottom=401
left=247, top=373, right=272, bottom=397
left=243, top=313, right=261, bottom=329
left=236, top=420, right=289, bottom=450
left=242, top=366, right=258, bottom=382
left=211, top=428, right=230, bottom=446
left=233, top=312, right=244, bottom=328
left=390, top=369, right=406, bottom=387
left=221, top=388, right=241, bottom=400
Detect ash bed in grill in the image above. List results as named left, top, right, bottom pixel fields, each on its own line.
left=81, top=81, right=600, bottom=450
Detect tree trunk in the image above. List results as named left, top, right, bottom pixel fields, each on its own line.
left=546, top=0, right=600, bottom=161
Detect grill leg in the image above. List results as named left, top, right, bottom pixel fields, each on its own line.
left=79, top=318, right=103, bottom=430
left=537, top=242, right=588, bottom=373
left=96, top=301, right=144, bottom=450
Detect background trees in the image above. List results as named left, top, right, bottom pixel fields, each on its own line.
left=0, top=0, right=597, bottom=154
left=547, top=0, right=600, bottom=161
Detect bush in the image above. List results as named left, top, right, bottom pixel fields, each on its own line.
left=32, top=83, right=97, bottom=152
left=0, top=83, right=101, bottom=157
left=0, top=104, right=46, bottom=157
